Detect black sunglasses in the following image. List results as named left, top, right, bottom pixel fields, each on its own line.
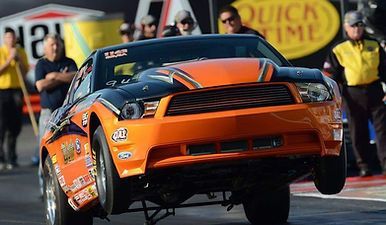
left=221, top=15, right=235, bottom=24
left=181, top=19, right=194, bottom=25
left=351, top=22, right=364, bottom=27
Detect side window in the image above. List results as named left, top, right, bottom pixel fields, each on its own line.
left=65, top=59, right=93, bottom=104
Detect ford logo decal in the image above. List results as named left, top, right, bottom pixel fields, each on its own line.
left=118, top=152, right=132, bottom=160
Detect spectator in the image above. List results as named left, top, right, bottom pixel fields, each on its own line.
left=35, top=33, right=77, bottom=155
left=323, top=11, right=386, bottom=177
left=119, top=22, right=136, bottom=43
left=136, top=15, right=157, bottom=41
left=0, top=27, right=29, bottom=171
left=218, top=5, right=265, bottom=39
left=175, top=10, right=196, bottom=36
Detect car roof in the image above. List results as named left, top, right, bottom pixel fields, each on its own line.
left=97, top=34, right=262, bottom=53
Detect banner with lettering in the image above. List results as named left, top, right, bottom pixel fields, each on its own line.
left=219, top=0, right=340, bottom=60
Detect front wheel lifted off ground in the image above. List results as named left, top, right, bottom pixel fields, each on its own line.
left=314, top=140, right=347, bottom=195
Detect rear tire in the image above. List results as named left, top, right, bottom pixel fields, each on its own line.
left=242, top=185, right=290, bottom=225
left=43, top=157, right=93, bottom=225
left=314, top=141, right=347, bottom=195
left=92, top=126, right=130, bottom=214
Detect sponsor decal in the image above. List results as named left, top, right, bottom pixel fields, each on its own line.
left=104, top=49, right=128, bottom=59
left=52, top=154, right=57, bottom=164
left=82, top=174, right=92, bottom=184
left=220, top=0, right=340, bottom=59
left=61, top=141, right=75, bottom=164
left=72, top=184, right=97, bottom=206
left=89, top=168, right=97, bottom=179
left=85, top=155, right=93, bottom=168
left=84, top=143, right=90, bottom=155
left=71, top=174, right=93, bottom=192
left=63, top=186, right=70, bottom=194
left=75, top=138, right=81, bottom=154
left=87, top=185, right=98, bottom=197
left=118, top=151, right=132, bottom=160
left=73, top=194, right=82, bottom=206
left=58, top=175, right=66, bottom=187
left=54, top=164, right=61, bottom=176
left=106, top=78, right=131, bottom=87
left=111, top=128, right=128, bottom=142
left=71, top=182, right=80, bottom=193
left=82, top=112, right=88, bottom=127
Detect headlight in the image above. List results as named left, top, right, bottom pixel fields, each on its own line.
left=121, top=102, right=143, bottom=119
left=295, top=83, right=331, bottom=102
left=120, top=101, right=160, bottom=119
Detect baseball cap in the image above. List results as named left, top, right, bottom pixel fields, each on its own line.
left=141, top=15, right=156, bottom=26
left=119, top=22, right=135, bottom=35
left=344, top=11, right=364, bottom=26
left=175, top=10, right=194, bottom=24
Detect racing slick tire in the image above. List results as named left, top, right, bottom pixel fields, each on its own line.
left=93, top=126, right=130, bottom=214
left=43, top=157, right=93, bottom=225
left=313, top=140, right=347, bottom=195
left=242, top=185, right=290, bottom=225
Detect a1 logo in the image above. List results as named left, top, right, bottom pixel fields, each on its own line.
left=111, top=128, right=128, bottom=142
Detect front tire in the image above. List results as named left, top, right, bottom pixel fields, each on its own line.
left=92, top=126, right=130, bottom=214
left=43, top=157, right=93, bottom=225
left=313, top=141, right=347, bottom=195
left=242, top=185, right=290, bottom=225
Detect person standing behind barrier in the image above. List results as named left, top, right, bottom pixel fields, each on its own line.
left=323, top=11, right=386, bottom=177
left=0, top=27, right=29, bottom=171
left=218, top=5, right=265, bottom=39
left=136, top=15, right=157, bottom=41
left=175, top=10, right=196, bottom=36
left=35, top=34, right=77, bottom=149
left=119, top=22, right=136, bottom=43
left=162, top=10, right=196, bottom=37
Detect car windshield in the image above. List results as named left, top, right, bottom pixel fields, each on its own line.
left=98, top=35, right=290, bottom=89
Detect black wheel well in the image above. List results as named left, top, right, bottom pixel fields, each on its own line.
left=89, top=112, right=101, bottom=144
left=40, top=147, right=49, bottom=168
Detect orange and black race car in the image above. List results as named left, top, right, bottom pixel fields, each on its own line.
left=40, top=34, right=345, bottom=225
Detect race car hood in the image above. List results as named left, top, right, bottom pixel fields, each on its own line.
left=114, top=57, right=326, bottom=101
left=139, top=58, right=325, bottom=90
left=171, top=58, right=270, bottom=88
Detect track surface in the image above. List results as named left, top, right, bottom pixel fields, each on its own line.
left=1, top=124, right=386, bottom=225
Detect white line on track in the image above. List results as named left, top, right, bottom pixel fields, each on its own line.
left=293, top=192, right=386, bottom=202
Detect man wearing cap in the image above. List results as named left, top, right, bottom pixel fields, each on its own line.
left=218, top=5, right=264, bottom=39
left=175, top=10, right=196, bottom=36
left=119, top=22, right=135, bottom=43
left=137, top=15, right=157, bottom=41
left=323, top=10, right=386, bottom=177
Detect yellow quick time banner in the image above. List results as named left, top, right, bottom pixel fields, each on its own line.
left=219, top=0, right=340, bottom=60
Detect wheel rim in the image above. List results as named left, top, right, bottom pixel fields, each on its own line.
left=45, top=166, right=57, bottom=225
left=96, top=143, right=107, bottom=206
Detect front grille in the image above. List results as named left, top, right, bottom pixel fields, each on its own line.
left=166, top=84, right=294, bottom=116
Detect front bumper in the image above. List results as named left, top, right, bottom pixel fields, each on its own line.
left=98, top=100, right=342, bottom=178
